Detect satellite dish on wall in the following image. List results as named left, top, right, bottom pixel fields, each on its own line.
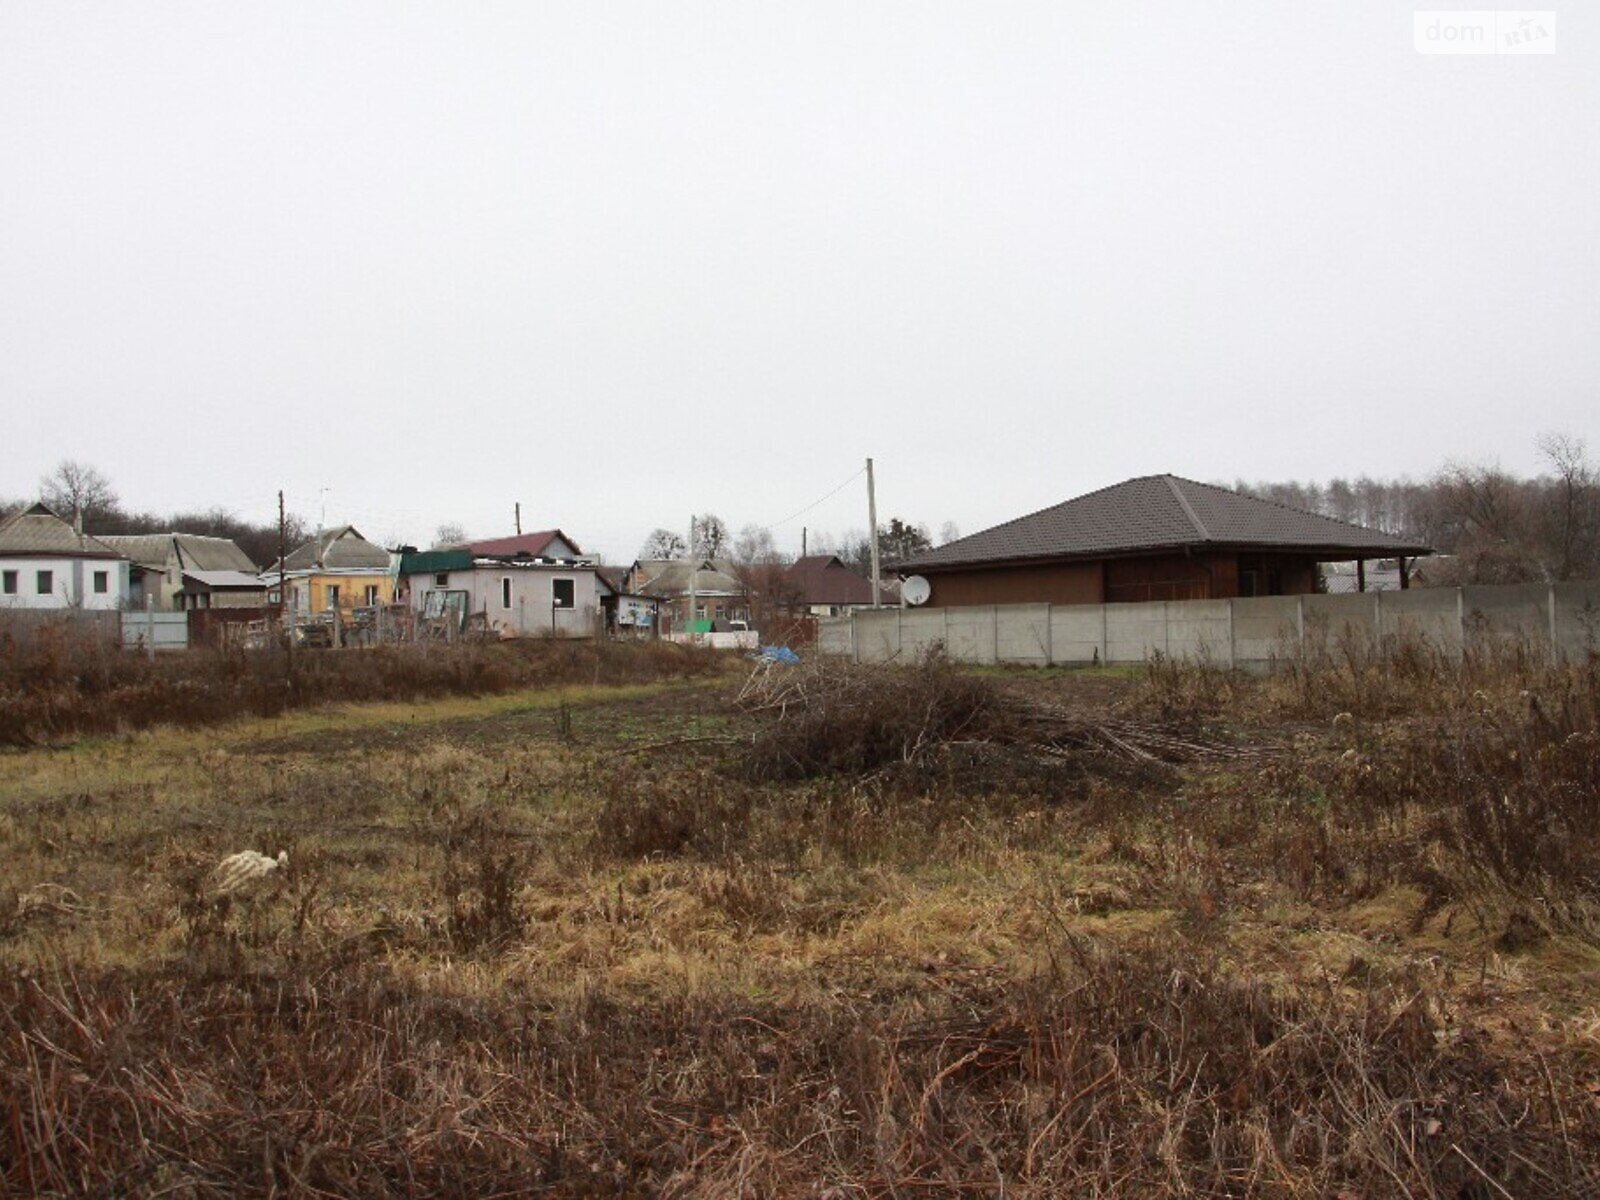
left=902, top=575, right=932, bottom=606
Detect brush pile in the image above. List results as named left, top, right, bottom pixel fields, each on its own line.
left=737, top=653, right=1268, bottom=781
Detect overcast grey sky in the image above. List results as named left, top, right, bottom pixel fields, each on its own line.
left=3, top=2, right=1596, bottom=561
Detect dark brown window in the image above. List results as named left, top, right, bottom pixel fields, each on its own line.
left=552, top=578, right=575, bottom=609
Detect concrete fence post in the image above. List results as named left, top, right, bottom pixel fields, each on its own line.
left=1228, top=599, right=1237, bottom=669
left=145, top=595, right=155, bottom=661
left=991, top=606, right=1000, bottom=664
left=850, top=611, right=859, bottom=663
left=1549, top=584, right=1559, bottom=665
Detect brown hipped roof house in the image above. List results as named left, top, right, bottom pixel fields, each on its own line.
left=895, top=475, right=1431, bottom=607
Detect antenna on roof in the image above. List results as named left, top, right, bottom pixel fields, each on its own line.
left=515, top=502, right=522, bottom=536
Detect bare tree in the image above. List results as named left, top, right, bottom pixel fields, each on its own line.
left=938, top=521, right=961, bottom=546
left=732, top=523, right=783, bottom=565
left=1536, top=433, right=1599, bottom=581
left=41, top=460, right=118, bottom=529
left=432, top=523, right=468, bottom=549
left=691, top=513, right=729, bottom=560
left=639, top=528, right=687, bottom=560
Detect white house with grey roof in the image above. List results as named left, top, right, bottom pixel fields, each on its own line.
left=0, top=502, right=130, bottom=610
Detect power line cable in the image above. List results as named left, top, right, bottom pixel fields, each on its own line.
left=763, top=465, right=866, bottom=531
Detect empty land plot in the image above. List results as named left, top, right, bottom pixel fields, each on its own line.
left=3, top=647, right=1599, bottom=1196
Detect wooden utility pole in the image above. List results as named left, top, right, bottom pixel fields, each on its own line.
left=279, top=489, right=292, bottom=681
left=867, top=457, right=881, bottom=608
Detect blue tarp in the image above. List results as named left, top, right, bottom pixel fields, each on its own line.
left=758, top=645, right=801, bottom=665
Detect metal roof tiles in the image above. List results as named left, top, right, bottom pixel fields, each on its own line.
left=898, top=475, right=1432, bottom=572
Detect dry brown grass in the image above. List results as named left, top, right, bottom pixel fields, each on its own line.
left=0, top=625, right=719, bottom=746
left=2, top=646, right=1599, bottom=1195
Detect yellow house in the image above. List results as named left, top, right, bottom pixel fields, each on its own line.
left=264, top=525, right=396, bottom=615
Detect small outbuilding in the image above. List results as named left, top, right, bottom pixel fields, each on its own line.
left=894, top=475, right=1431, bottom=607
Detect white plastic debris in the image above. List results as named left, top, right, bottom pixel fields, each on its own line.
left=213, top=850, right=288, bottom=894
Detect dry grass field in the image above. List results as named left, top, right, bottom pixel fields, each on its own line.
left=3, top=638, right=1599, bottom=1196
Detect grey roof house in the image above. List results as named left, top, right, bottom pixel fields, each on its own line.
left=624, top=558, right=750, bottom=630
left=99, top=532, right=264, bottom=611
left=895, top=475, right=1432, bottom=607
left=261, top=525, right=398, bottom=615
left=0, top=502, right=130, bottom=610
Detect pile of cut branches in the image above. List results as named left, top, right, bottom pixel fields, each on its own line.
left=737, top=654, right=1270, bottom=781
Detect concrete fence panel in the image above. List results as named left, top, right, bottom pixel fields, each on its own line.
left=1229, top=596, right=1301, bottom=665
left=1461, top=584, right=1550, bottom=658
left=1553, top=582, right=1600, bottom=662
left=900, top=608, right=947, bottom=659
left=1377, top=588, right=1461, bottom=655
left=818, top=582, right=1600, bottom=669
left=945, top=606, right=999, bottom=664
left=1104, top=601, right=1167, bottom=663
left=1049, top=605, right=1106, bottom=664
left=1164, top=599, right=1232, bottom=666
left=996, top=604, right=1052, bottom=665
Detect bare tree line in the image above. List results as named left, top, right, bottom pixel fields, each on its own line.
left=1231, top=434, right=1600, bottom=584
left=1, top=461, right=307, bottom=569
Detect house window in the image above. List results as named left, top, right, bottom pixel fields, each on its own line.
left=327, top=584, right=340, bottom=608
left=365, top=584, right=380, bottom=606
left=93, top=570, right=108, bottom=594
left=2, top=570, right=15, bottom=595
left=502, top=578, right=513, bottom=609
left=552, top=578, right=575, bottom=609
left=36, top=570, right=53, bottom=596
left=434, top=572, right=449, bottom=587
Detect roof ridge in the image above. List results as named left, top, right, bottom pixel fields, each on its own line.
left=1161, top=475, right=1210, bottom=541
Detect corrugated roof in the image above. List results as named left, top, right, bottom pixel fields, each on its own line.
left=0, top=503, right=124, bottom=559
left=898, top=475, right=1432, bottom=572
left=462, top=530, right=583, bottom=558
left=182, top=569, right=266, bottom=590
left=175, top=534, right=257, bottom=573
left=100, top=532, right=258, bottom=573
left=97, top=534, right=172, bottom=570
left=397, top=550, right=474, bottom=576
